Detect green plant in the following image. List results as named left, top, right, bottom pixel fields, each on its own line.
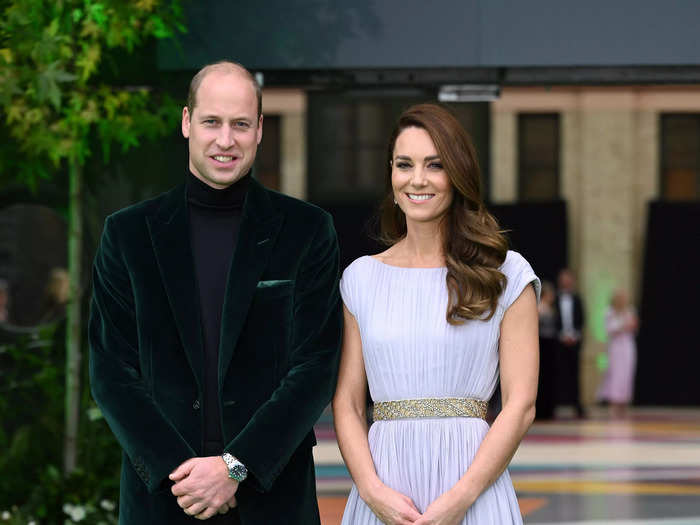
left=0, top=324, right=122, bottom=522
left=0, top=0, right=185, bottom=474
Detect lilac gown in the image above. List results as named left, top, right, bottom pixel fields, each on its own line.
left=597, top=308, right=637, bottom=403
left=339, top=251, right=540, bottom=525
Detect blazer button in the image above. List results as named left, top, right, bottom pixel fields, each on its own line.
left=192, top=400, right=200, bottom=410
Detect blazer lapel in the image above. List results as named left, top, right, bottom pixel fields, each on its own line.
left=146, top=184, right=204, bottom=389
left=218, top=179, right=284, bottom=382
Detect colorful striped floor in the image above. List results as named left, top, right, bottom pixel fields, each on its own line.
left=314, top=407, right=700, bottom=524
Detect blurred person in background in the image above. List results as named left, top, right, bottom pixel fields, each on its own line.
left=38, top=267, right=69, bottom=324
left=333, top=103, right=540, bottom=525
left=555, top=268, right=586, bottom=418
left=0, top=278, right=9, bottom=323
left=597, top=289, right=638, bottom=419
left=536, top=281, right=557, bottom=420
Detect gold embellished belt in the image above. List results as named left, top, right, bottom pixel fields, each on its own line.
left=372, top=397, right=488, bottom=421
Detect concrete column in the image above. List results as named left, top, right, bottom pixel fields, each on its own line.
left=262, top=89, right=307, bottom=200
left=280, top=114, right=306, bottom=200
left=631, top=111, right=659, bottom=302
left=577, top=92, right=639, bottom=404
left=490, top=107, right=517, bottom=203
left=561, top=108, right=583, bottom=276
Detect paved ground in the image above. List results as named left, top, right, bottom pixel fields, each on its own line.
left=314, top=407, right=700, bottom=524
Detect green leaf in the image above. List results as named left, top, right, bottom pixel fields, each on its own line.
left=88, top=1, right=108, bottom=29
left=87, top=406, right=103, bottom=421
left=150, top=15, right=171, bottom=39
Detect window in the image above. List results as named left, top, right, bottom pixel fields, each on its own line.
left=518, top=113, right=560, bottom=201
left=661, top=114, right=700, bottom=201
left=307, top=93, right=490, bottom=204
left=255, top=115, right=281, bottom=191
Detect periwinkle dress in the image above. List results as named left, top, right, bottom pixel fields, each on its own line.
left=339, top=251, right=540, bottom=525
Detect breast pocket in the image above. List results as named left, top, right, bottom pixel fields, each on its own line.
left=255, top=279, right=294, bottom=300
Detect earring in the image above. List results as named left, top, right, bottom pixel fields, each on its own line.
left=393, top=197, right=398, bottom=205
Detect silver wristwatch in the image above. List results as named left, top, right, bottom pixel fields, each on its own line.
left=221, top=452, right=248, bottom=482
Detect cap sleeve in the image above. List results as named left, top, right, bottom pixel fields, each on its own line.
left=501, top=251, right=541, bottom=310
left=339, top=261, right=359, bottom=318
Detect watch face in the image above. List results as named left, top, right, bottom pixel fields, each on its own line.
left=230, top=464, right=247, bottom=481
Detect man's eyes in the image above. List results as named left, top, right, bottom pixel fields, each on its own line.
left=201, top=120, right=251, bottom=128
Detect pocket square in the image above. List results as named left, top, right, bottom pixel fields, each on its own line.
left=256, top=279, right=293, bottom=288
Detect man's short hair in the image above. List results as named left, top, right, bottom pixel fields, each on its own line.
left=186, top=61, right=262, bottom=119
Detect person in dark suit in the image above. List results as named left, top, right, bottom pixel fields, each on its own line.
left=554, top=268, right=586, bottom=418
left=535, top=281, right=558, bottom=420
left=89, top=61, right=342, bottom=524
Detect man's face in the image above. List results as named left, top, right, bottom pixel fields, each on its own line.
left=558, top=270, right=575, bottom=292
left=182, top=70, right=262, bottom=189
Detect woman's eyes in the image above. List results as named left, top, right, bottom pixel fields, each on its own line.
left=395, top=161, right=443, bottom=169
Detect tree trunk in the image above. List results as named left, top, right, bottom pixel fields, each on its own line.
left=64, top=158, right=83, bottom=474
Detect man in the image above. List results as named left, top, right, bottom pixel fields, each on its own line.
left=554, top=268, right=586, bottom=418
left=89, top=61, right=342, bottom=524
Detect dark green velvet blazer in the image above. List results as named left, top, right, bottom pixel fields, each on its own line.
left=88, top=178, right=342, bottom=524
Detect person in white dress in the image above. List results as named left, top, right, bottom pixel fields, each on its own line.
left=332, top=103, right=540, bottom=525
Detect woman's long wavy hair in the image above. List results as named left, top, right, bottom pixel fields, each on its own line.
left=379, top=103, right=508, bottom=324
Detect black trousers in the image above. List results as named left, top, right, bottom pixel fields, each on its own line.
left=556, top=341, right=585, bottom=417
left=535, top=337, right=558, bottom=420
left=206, top=511, right=241, bottom=524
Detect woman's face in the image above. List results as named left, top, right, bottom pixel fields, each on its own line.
left=391, top=126, right=454, bottom=226
left=612, top=290, right=628, bottom=310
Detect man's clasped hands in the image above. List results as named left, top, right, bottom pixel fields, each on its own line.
left=169, top=456, right=239, bottom=520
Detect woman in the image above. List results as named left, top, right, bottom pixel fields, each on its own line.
left=332, top=104, right=540, bottom=525
left=597, top=289, right=638, bottom=418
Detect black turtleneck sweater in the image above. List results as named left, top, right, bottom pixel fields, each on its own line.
left=187, top=171, right=250, bottom=455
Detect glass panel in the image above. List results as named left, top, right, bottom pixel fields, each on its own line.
left=661, top=114, right=700, bottom=201
left=518, top=113, right=560, bottom=201
left=256, top=115, right=281, bottom=191
left=0, top=205, right=67, bottom=329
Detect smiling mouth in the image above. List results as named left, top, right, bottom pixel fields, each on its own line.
left=407, top=193, right=435, bottom=201
left=211, top=155, right=238, bottom=163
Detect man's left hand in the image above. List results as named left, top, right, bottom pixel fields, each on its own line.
left=169, top=456, right=239, bottom=520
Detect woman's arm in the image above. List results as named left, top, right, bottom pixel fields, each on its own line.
left=606, top=309, right=627, bottom=337
left=416, top=285, right=539, bottom=524
left=332, top=305, right=422, bottom=525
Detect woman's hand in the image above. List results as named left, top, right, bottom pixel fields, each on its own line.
left=413, top=488, right=469, bottom=525
left=363, top=482, right=422, bottom=525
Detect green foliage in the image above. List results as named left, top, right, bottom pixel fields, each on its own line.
left=0, top=0, right=186, bottom=187
left=0, top=324, right=122, bottom=522
left=0, top=1, right=186, bottom=519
